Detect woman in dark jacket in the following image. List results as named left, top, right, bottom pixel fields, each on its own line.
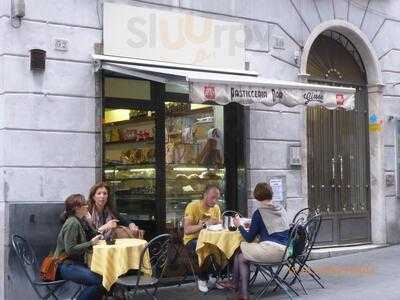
left=54, top=194, right=103, bottom=300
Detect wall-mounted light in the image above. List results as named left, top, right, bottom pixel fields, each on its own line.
left=30, top=49, right=46, bottom=72
left=11, top=0, right=25, bottom=28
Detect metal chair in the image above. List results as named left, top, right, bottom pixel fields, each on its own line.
left=221, top=210, right=243, bottom=218
left=291, top=208, right=312, bottom=225
left=169, top=218, right=197, bottom=285
left=11, top=234, right=80, bottom=300
left=269, top=213, right=324, bottom=296
left=114, top=234, right=172, bottom=300
left=249, top=222, right=303, bottom=300
left=287, top=214, right=324, bottom=290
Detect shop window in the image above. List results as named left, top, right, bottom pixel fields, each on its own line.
left=165, top=82, right=189, bottom=94
left=103, top=108, right=156, bottom=223
left=165, top=102, right=226, bottom=229
left=104, top=77, right=151, bottom=100
left=102, top=75, right=246, bottom=238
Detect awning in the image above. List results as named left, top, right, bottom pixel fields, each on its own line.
left=93, top=54, right=355, bottom=110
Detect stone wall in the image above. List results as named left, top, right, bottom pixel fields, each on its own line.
left=2, top=0, right=400, bottom=298
left=0, top=1, right=102, bottom=298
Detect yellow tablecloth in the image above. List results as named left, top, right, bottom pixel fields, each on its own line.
left=88, top=238, right=152, bottom=291
left=196, top=229, right=243, bottom=266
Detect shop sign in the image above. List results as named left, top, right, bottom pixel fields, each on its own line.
left=190, top=83, right=355, bottom=110
left=266, top=176, right=287, bottom=208
left=103, top=3, right=245, bottom=69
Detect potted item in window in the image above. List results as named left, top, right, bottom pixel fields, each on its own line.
left=122, top=128, right=137, bottom=141
left=110, top=126, right=120, bottom=142
left=197, top=128, right=223, bottom=168
left=120, top=150, right=132, bottom=164
left=133, top=149, right=143, bottom=164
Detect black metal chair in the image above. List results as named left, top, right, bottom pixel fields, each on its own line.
left=268, top=213, right=324, bottom=296
left=291, top=208, right=312, bottom=225
left=287, top=214, right=324, bottom=290
left=248, top=222, right=303, bottom=300
left=169, top=218, right=197, bottom=286
left=114, top=234, right=172, bottom=300
left=11, top=234, right=80, bottom=300
left=221, top=210, right=243, bottom=218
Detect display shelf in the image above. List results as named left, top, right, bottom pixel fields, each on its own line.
left=106, top=178, right=155, bottom=181
left=104, top=138, right=154, bottom=146
left=103, top=107, right=213, bottom=128
left=103, top=116, right=155, bottom=127
left=166, top=177, right=223, bottom=181
left=104, top=163, right=155, bottom=169
left=165, top=107, right=213, bottom=117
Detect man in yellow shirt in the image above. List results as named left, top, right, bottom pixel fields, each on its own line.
left=183, top=184, right=222, bottom=293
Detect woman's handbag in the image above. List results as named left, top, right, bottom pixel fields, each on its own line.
left=111, top=225, right=145, bottom=239
left=39, top=253, right=68, bottom=282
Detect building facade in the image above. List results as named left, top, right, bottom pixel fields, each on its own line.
left=1, top=0, right=400, bottom=298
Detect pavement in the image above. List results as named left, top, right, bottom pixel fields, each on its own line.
left=128, top=244, right=400, bottom=300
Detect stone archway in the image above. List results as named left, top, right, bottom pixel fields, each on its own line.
left=299, top=20, right=386, bottom=244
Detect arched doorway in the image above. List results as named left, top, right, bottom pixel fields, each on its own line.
left=307, top=31, right=370, bottom=245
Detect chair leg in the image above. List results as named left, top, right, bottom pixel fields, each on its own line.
left=256, top=267, right=296, bottom=300
left=302, top=264, right=325, bottom=288
left=304, top=262, right=322, bottom=280
left=271, top=266, right=291, bottom=294
left=255, top=267, right=277, bottom=299
left=289, top=265, right=308, bottom=295
left=249, top=266, right=259, bottom=286
left=42, top=284, right=63, bottom=300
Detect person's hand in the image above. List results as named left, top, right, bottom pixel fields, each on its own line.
left=233, top=215, right=241, bottom=227
left=105, top=219, right=119, bottom=230
left=90, top=234, right=102, bottom=246
left=199, top=220, right=207, bottom=229
left=207, top=218, right=220, bottom=225
left=98, top=219, right=118, bottom=232
left=129, top=223, right=139, bottom=232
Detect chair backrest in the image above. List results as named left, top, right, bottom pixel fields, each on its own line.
left=139, top=234, right=172, bottom=280
left=280, top=222, right=302, bottom=262
left=291, top=208, right=310, bottom=226
left=11, top=234, right=39, bottom=284
left=221, top=210, right=242, bottom=218
left=295, top=214, right=322, bottom=262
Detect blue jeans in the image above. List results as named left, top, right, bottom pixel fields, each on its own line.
left=58, top=262, right=103, bottom=300
left=186, top=239, right=217, bottom=281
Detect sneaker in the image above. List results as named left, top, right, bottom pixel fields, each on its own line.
left=208, top=276, right=217, bottom=289
left=208, top=276, right=225, bottom=290
left=198, top=279, right=209, bottom=293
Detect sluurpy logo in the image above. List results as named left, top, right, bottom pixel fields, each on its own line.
left=203, top=86, right=216, bottom=100
left=303, top=91, right=324, bottom=104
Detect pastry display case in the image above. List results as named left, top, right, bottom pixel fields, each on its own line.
left=164, top=103, right=226, bottom=228
left=103, top=108, right=157, bottom=222
left=102, top=76, right=246, bottom=239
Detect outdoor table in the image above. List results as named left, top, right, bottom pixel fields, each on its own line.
left=196, top=229, right=244, bottom=267
left=87, top=238, right=152, bottom=290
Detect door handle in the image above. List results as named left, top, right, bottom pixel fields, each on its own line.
left=331, top=157, right=336, bottom=181
left=339, top=155, right=344, bottom=182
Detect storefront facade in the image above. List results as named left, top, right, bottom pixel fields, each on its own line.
left=2, top=0, right=400, bottom=298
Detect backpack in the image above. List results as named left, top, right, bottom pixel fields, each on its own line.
left=288, top=224, right=307, bottom=257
